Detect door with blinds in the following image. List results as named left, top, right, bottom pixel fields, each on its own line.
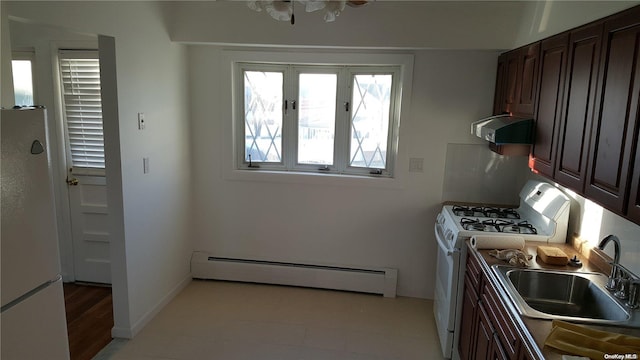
left=59, top=50, right=111, bottom=284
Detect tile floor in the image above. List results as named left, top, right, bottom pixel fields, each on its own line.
left=102, top=280, right=444, bottom=360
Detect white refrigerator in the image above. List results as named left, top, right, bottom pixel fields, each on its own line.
left=1, top=107, right=70, bottom=359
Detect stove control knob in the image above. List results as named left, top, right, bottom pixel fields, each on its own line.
left=445, top=229, right=455, bottom=243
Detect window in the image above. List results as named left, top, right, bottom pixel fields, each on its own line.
left=12, top=51, right=36, bottom=106
left=237, top=63, right=401, bottom=177
left=58, top=50, right=105, bottom=172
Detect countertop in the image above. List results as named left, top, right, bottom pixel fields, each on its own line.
left=470, top=241, right=640, bottom=359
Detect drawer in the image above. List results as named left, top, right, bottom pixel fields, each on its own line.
left=481, top=277, right=521, bottom=359
left=466, top=246, right=482, bottom=293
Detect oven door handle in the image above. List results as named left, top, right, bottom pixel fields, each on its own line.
left=434, top=223, right=459, bottom=256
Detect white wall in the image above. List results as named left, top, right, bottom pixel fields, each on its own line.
left=167, top=1, right=528, bottom=50
left=188, top=46, right=499, bottom=298
left=1, top=2, right=14, bottom=106
left=3, top=1, right=192, bottom=337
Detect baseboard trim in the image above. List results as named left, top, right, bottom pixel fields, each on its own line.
left=111, top=273, right=192, bottom=339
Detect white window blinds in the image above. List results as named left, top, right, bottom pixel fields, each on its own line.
left=59, top=51, right=105, bottom=170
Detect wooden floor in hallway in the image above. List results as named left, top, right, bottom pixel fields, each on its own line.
left=63, top=283, right=114, bottom=360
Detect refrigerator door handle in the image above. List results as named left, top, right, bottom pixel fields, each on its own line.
left=0, top=276, right=61, bottom=313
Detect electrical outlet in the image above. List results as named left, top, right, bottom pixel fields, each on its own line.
left=138, top=112, right=145, bottom=130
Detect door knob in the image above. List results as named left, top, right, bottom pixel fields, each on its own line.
left=66, top=177, right=79, bottom=186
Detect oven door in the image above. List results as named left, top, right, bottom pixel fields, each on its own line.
left=433, top=221, right=460, bottom=358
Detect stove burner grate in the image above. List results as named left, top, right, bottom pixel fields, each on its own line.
left=459, top=217, right=537, bottom=234
left=452, top=205, right=520, bottom=219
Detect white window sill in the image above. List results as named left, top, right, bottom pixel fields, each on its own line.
left=224, top=169, right=405, bottom=190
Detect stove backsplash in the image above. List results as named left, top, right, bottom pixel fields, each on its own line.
left=442, top=143, right=530, bottom=205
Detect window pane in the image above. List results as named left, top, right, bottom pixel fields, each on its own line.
left=12, top=60, right=34, bottom=106
left=60, top=56, right=105, bottom=169
left=244, top=70, right=283, bottom=163
left=298, top=73, right=336, bottom=165
left=350, top=74, right=392, bottom=169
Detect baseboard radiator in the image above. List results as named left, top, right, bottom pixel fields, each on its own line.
left=191, top=252, right=398, bottom=298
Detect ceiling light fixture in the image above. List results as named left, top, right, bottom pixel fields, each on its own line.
left=248, top=1, right=368, bottom=25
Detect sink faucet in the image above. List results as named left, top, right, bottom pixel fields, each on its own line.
left=598, top=235, right=621, bottom=291
left=597, top=235, right=640, bottom=309
left=598, top=234, right=621, bottom=263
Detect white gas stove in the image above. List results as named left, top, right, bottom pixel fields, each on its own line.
left=433, top=180, right=570, bottom=359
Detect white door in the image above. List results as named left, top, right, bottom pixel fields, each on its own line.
left=67, top=170, right=111, bottom=283
left=60, top=50, right=111, bottom=284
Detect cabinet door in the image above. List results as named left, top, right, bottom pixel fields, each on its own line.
left=628, top=118, right=640, bottom=222
left=493, top=53, right=509, bottom=115
left=504, top=50, right=520, bottom=114
left=531, top=33, right=568, bottom=177
left=491, top=334, right=510, bottom=360
left=585, top=8, right=640, bottom=212
left=458, top=276, right=479, bottom=360
left=554, top=23, right=603, bottom=191
left=518, top=342, right=537, bottom=360
left=475, top=304, right=494, bottom=360
left=515, top=42, right=541, bottom=116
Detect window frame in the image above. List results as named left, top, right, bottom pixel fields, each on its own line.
left=235, top=61, right=402, bottom=178
left=344, top=67, right=400, bottom=177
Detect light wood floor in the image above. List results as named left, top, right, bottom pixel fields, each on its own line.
left=63, top=283, right=114, bottom=360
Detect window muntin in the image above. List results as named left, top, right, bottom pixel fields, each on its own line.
left=59, top=50, right=105, bottom=172
left=236, top=63, right=400, bottom=177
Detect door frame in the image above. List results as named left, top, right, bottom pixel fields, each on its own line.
left=50, top=40, right=101, bottom=283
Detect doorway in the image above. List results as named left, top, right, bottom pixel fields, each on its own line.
left=58, top=50, right=111, bottom=284
left=63, top=283, right=113, bottom=360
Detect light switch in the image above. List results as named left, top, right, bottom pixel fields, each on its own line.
left=143, top=157, right=149, bottom=174
left=138, top=112, right=145, bottom=130
left=409, top=157, right=424, bottom=173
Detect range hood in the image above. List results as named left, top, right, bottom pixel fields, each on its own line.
left=471, top=114, right=534, bottom=145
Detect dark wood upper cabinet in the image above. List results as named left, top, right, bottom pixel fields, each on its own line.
left=621, top=7, right=640, bottom=224
left=504, top=51, right=520, bottom=114
left=493, top=53, right=508, bottom=115
left=492, top=5, right=640, bottom=224
left=494, top=44, right=540, bottom=117
left=515, top=42, right=541, bottom=116
left=585, top=7, right=640, bottom=212
left=554, top=23, right=603, bottom=192
left=530, top=33, right=568, bottom=178
left=627, top=106, right=640, bottom=223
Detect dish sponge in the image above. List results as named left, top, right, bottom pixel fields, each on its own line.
left=537, top=246, right=569, bottom=265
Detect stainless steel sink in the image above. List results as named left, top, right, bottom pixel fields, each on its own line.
left=492, top=265, right=633, bottom=325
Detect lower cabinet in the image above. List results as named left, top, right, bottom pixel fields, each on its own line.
left=459, top=248, right=534, bottom=360
left=458, top=276, right=478, bottom=360
left=476, top=305, right=496, bottom=360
